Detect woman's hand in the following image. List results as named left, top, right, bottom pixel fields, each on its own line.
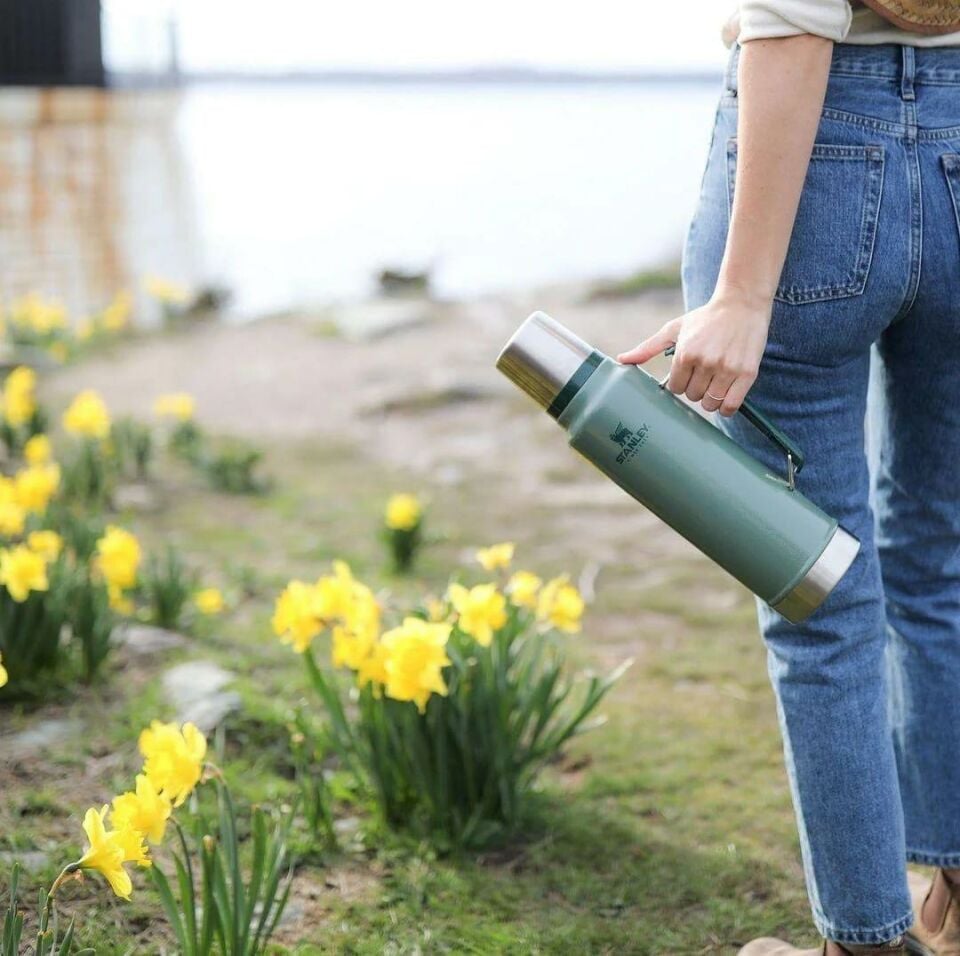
left=616, top=287, right=772, bottom=416
left=616, top=34, right=832, bottom=417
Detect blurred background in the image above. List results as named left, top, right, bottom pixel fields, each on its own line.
left=1, top=0, right=729, bottom=323
left=3, top=6, right=840, bottom=952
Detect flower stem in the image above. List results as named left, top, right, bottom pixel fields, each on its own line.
left=37, top=861, right=81, bottom=943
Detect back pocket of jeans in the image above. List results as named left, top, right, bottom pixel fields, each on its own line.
left=726, top=140, right=885, bottom=305
left=942, top=153, right=960, bottom=243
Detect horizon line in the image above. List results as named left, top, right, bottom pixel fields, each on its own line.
left=109, top=64, right=724, bottom=88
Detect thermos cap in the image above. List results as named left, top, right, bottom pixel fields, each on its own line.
left=496, top=311, right=596, bottom=414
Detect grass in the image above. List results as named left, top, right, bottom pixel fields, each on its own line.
left=0, top=430, right=819, bottom=954
left=587, top=264, right=682, bottom=301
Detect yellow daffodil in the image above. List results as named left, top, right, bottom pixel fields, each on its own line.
left=447, top=582, right=507, bottom=647
left=193, top=587, right=224, bottom=615
left=274, top=562, right=380, bottom=655
left=272, top=580, right=326, bottom=653
left=325, top=561, right=380, bottom=639
left=139, top=720, right=207, bottom=807
left=425, top=596, right=451, bottom=623
left=10, top=293, right=66, bottom=333
left=0, top=478, right=26, bottom=537
left=153, top=392, right=195, bottom=422
left=331, top=624, right=376, bottom=672
left=1, top=367, right=36, bottom=428
left=475, top=542, right=514, bottom=571
left=77, top=806, right=133, bottom=900
left=144, top=275, right=191, bottom=306
left=0, top=652, right=7, bottom=688
left=111, top=774, right=172, bottom=845
left=108, top=584, right=135, bottom=616
left=0, top=545, right=49, bottom=602
left=384, top=493, right=421, bottom=531
left=536, top=576, right=585, bottom=634
left=14, top=463, right=60, bottom=513
left=355, top=641, right=389, bottom=691
left=114, top=826, right=151, bottom=868
left=101, top=290, right=132, bottom=332
left=63, top=389, right=111, bottom=439
left=27, top=530, right=63, bottom=562
left=381, top=617, right=451, bottom=713
left=94, top=525, right=141, bottom=590
left=506, top=570, right=542, bottom=610
left=23, top=434, right=52, bottom=465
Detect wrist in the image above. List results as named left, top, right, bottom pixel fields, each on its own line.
left=712, top=276, right=775, bottom=313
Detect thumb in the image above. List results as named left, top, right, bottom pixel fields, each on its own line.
left=616, top=318, right=681, bottom=365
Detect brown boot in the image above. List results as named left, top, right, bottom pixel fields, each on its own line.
left=906, top=869, right=960, bottom=955
left=737, top=937, right=905, bottom=955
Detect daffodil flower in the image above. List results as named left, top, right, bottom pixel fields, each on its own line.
left=111, top=774, right=172, bottom=844
left=384, top=493, right=421, bottom=531
left=381, top=617, right=452, bottom=713
left=506, top=570, right=542, bottom=610
left=138, top=721, right=207, bottom=807
left=63, top=389, right=111, bottom=439
left=475, top=542, right=515, bottom=571
left=536, top=576, right=585, bottom=634
left=77, top=806, right=134, bottom=900
left=447, top=582, right=507, bottom=647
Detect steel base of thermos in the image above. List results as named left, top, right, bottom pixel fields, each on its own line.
left=771, top=526, right=861, bottom=623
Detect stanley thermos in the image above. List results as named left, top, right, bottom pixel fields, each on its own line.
left=496, top=311, right=859, bottom=623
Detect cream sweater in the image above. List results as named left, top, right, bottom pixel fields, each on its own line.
left=735, top=1, right=960, bottom=45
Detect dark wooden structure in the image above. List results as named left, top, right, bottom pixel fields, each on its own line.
left=0, top=0, right=104, bottom=87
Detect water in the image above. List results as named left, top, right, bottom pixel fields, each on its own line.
left=0, top=81, right=722, bottom=321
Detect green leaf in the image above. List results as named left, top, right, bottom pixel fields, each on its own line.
left=150, top=866, right=189, bottom=956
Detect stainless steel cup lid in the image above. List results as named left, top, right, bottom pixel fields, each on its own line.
left=496, top=311, right=598, bottom=414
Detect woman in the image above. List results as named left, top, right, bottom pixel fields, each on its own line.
left=617, top=2, right=960, bottom=954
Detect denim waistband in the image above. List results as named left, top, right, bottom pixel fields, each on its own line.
left=726, top=43, right=960, bottom=95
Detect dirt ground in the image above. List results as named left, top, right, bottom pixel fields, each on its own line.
left=48, top=285, right=701, bottom=571
left=3, top=284, right=824, bottom=954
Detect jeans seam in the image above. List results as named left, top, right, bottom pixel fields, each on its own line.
left=942, top=154, right=960, bottom=252
left=821, top=106, right=960, bottom=142
left=823, top=106, right=906, bottom=136
left=908, top=849, right=960, bottom=866
left=812, top=909, right=914, bottom=945
left=893, top=108, right=923, bottom=324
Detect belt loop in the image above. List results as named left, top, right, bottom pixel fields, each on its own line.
left=726, top=44, right=739, bottom=95
left=901, top=45, right=916, bottom=100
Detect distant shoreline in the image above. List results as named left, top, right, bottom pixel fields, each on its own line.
left=109, top=66, right=723, bottom=89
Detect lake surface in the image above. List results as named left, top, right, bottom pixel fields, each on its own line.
left=0, top=81, right=723, bottom=321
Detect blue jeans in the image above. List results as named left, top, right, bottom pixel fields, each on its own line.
left=683, top=44, right=960, bottom=945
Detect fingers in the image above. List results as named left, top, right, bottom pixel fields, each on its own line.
left=671, top=356, right=755, bottom=415
left=616, top=317, right=682, bottom=365
left=700, top=371, right=737, bottom=412
left=684, top=366, right=715, bottom=403
left=717, top=374, right=756, bottom=417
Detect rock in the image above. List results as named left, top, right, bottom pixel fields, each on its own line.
left=361, top=382, right=494, bottom=417
left=333, top=815, right=361, bottom=836
left=117, top=623, right=188, bottom=656
left=0, top=718, right=83, bottom=759
left=113, top=482, right=162, bottom=513
left=0, top=850, right=50, bottom=873
left=162, top=661, right=240, bottom=732
left=315, top=299, right=435, bottom=342
left=267, top=898, right=305, bottom=929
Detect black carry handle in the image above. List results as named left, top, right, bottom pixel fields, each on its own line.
left=661, top=345, right=805, bottom=482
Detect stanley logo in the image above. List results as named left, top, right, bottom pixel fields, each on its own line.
left=609, top=420, right=649, bottom=465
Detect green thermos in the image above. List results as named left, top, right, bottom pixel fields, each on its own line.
left=496, top=311, right=859, bottom=623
